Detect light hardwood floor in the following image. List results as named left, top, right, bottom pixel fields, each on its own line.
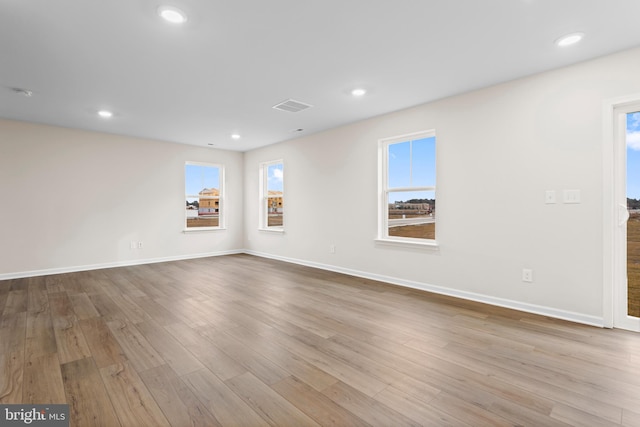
left=2, top=254, right=640, bottom=426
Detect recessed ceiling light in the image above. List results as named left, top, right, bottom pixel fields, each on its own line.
left=158, top=6, right=187, bottom=24
left=97, top=110, right=113, bottom=118
left=231, top=134, right=241, bottom=140
left=555, top=32, right=584, bottom=47
left=351, top=88, right=367, bottom=97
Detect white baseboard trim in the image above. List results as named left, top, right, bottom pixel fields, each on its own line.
left=244, top=250, right=605, bottom=328
left=0, top=249, right=244, bottom=281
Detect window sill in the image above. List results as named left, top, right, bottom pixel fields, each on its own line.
left=258, top=227, right=285, bottom=233
left=374, top=237, right=439, bottom=250
left=183, top=227, right=226, bottom=233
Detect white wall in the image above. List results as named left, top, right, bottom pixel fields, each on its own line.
left=244, top=47, right=640, bottom=324
left=0, top=120, right=244, bottom=276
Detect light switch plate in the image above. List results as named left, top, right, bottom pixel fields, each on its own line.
left=563, top=189, right=581, bottom=204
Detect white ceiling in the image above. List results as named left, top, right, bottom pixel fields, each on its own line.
left=2, top=0, right=640, bottom=151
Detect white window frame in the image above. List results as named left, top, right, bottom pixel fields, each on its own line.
left=184, top=161, right=225, bottom=232
left=376, top=130, right=438, bottom=247
left=259, top=159, right=284, bottom=232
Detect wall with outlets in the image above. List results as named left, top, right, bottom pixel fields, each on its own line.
left=0, top=119, right=244, bottom=277
left=244, top=46, right=640, bottom=326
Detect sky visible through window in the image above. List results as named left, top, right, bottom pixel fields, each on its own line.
left=185, top=164, right=219, bottom=196
left=388, top=136, right=435, bottom=202
left=628, top=112, right=640, bottom=200
left=267, top=163, right=283, bottom=192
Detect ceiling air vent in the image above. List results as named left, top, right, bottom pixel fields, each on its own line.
left=272, top=99, right=313, bottom=113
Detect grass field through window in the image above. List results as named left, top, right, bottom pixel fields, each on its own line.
left=388, top=223, right=435, bottom=240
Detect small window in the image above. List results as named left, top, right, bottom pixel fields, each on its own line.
left=260, top=160, right=284, bottom=230
left=185, top=162, right=224, bottom=230
left=379, top=131, right=436, bottom=244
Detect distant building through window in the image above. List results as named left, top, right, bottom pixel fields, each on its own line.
left=185, top=162, right=224, bottom=230
left=260, top=160, right=284, bottom=230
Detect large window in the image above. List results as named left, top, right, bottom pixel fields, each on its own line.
left=379, top=131, right=436, bottom=244
left=260, top=160, right=284, bottom=230
left=185, top=162, right=224, bottom=230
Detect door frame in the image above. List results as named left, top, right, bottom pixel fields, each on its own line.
left=603, top=93, right=640, bottom=331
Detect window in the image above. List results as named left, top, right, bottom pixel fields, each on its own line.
left=378, top=131, right=436, bottom=244
left=185, top=162, right=224, bottom=230
left=260, top=160, right=284, bottom=230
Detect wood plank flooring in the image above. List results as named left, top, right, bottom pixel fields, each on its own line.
left=1, top=254, right=640, bottom=426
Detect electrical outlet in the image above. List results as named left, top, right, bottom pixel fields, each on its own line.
left=545, top=190, right=556, bottom=204
left=130, top=241, right=136, bottom=250
left=138, top=241, right=144, bottom=249
left=329, top=244, right=336, bottom=254
left=522, top=268, right=533, bottom=283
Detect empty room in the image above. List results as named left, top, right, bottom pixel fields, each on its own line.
left=2, top=1, right=640, bottom=426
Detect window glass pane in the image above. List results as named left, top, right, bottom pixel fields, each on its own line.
left=411, top=136, right=436, bottom=187
left=388, top=141, right=411, bottom=188
left=267, top=163, right=283, bottom=192
left=387, top=190, right=435, bottom=240
left=186, top=195, right=219, bottom=228
left=266, top=197, right=284, bottom=227
left=185, top=164, right=220, bottom=228
left=264, top=162, right=283, bottom=228
left=627, top=111, right=640, bottom=317
left=185, top=164, right=219, bottom=196
left=186, top=216, right=219, bottom=228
